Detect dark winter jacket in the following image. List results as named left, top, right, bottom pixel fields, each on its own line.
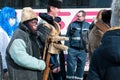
left=38, top=13, right=66, bottom=80
left=65, top=21, right=90, bottom=50
left=38, top=13, right=59, bottom=68
left=87, top=27, right=120, bottom=80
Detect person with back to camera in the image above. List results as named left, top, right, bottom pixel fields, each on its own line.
left=0, top=6, right=18, bottom=80
left=6, top=7, right=46, bottom=80
left=87, top=0, right=120, bottom=80
left=65, top=10, right=90, bottom=80
left=88, top=9, right=111, bottom=59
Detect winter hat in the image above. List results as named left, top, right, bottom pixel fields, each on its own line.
left=48, top=0, right=62, bottom=8
left=110, top=0, right=120, bottom=27
left=21, top=7, right=38, bottom=22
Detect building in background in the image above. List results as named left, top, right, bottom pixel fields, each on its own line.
left=0, top=0, right=112, bottom=9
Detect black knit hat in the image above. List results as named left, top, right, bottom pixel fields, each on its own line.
left=48, top=0, right=62, bottom=8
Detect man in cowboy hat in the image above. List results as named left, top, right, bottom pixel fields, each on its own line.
left=37, top=0, right=67, bottom=80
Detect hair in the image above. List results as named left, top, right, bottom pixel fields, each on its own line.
left=47, top=6, right=50, bottom=13
left=0, top=6, right=18, bottom=37
left=89, top=9, right=111, bottom=30
left=48, top=0, right=62, bottom=8
left=78, top=10, right=86, bottom=17
left=96, top=10, right=104, bottom=20
left=102, top=10, right=111, bottom=23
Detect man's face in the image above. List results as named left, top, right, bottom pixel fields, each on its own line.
left=50, top=6, right=60, bottom=17
left=76, top=12, right=85, bottom=22
left=28, top=19, right=38, bottom=32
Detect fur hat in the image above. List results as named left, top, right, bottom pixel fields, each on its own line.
left=21, top=7, right=38, bottom=22
left=110, top=0, right=120, bottom=27
left=48, top=0, right=62, bottom=8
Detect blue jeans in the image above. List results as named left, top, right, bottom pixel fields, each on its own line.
left=66, top=48, right=87, bottom=80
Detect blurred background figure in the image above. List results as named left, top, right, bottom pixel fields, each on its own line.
left=65, top=10, right=90, bottom=80
left=0, top=6, right=18, bottom=80
left=88, top=9, right=111, bottom=59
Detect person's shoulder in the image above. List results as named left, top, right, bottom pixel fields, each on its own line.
left=84, top=21, right=90, bottom=25
left=69, top=21, right=78, bottom=25
left=0, top=27, right=8, bottom=35
left=38, top=17, right=46, bottom=25
left=73, top=21, right=78, bottom=23
left=0, top=27, right=4, bottom=32
left=0, top=27, right=3, bottom=32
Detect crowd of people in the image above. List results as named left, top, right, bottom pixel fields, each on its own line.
left=0, top=0, right=120, bottom=80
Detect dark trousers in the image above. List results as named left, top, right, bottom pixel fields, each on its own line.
left=52, top=72, right=62, bottom=80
